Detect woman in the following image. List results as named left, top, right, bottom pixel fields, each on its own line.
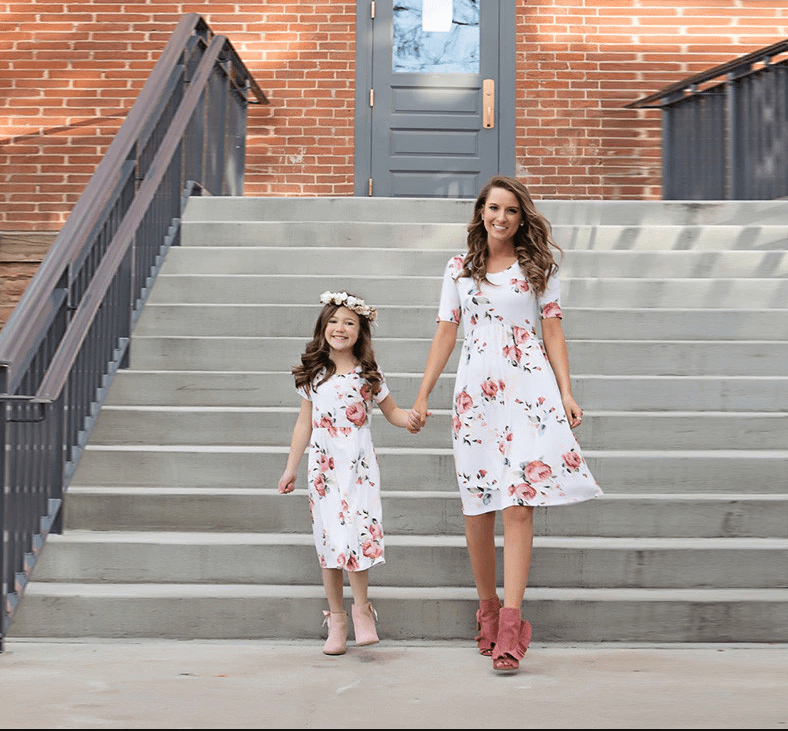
left=412, top=176, right=603, bottom=673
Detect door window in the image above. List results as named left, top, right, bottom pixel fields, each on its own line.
left=392, top=0, right=480, bottom=73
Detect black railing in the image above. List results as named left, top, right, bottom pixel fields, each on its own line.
left=628, top=39, right=788, bottom=200
left=0, top=13, right=268, bottom=650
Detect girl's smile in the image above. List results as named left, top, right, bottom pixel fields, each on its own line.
left=325, top=306, right=361, bottom=354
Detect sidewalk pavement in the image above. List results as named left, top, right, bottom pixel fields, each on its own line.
left=0, top=639, right=785, bottom=729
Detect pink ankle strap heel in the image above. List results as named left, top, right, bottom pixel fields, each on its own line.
left=351, top=602, right=380, bottom=646
left=322, top=610, right=348, bottom=655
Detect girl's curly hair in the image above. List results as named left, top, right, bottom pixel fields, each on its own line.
left=293, top=294, right=383, bottom=396
left=457, top=175, right=563, bottom=295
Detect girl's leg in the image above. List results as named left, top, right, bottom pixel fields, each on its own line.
left=348, top=569, right=379, bottom=645
left=322, top=568, right=345, bottom=612
left=465, top=512, right=498, bottom=600
left=321, top=568, right=348, bottom=655
left=501, top=505, right=534, bottom=608
left=347, top=569, right=369, bottom=606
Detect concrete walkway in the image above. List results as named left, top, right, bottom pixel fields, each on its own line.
left=0, top=639, right=785, bottom=728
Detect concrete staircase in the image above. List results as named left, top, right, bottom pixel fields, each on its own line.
left=10, top=197, right=788, bottom=642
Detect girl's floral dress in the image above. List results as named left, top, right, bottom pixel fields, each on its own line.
left=298, top=367, right=387, bottom=570
left=438, top=254, right=604, bottom=515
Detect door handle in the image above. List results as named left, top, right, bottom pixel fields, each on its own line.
left=483, top=79, right=494, bottom=129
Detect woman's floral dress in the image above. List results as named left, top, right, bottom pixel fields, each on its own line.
left=298, top=367, right=387, bottom=570
left=438, top=254, right=603, bottom=514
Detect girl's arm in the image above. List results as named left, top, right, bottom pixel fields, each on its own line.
left=377, top=394, right=422, bottom=433
left=541, top=317, right=582, bottom=428
left=277, top=398, right=313, bottom=493
left=412, top=320, right=459, bottom=427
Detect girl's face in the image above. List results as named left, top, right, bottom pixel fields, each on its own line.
left=482, top=187, right=523, bottom=245
left=324, top=306, right=361, bottom=355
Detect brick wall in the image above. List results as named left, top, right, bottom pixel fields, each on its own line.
left=1, top=0, right=787, bottom=233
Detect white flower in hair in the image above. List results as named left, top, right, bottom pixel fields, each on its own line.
left=319, top=290, right=377, bottom=322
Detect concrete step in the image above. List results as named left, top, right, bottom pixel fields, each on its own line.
left=180, top=220, right=788, bottom=251
left=10, top=583, right=788, bottom=642
left=146, top=274, right=788, bottom=309
left=128, top=336, right=788, bottom=376
left=158, top=246, right=788, bottom=278
left=29, top=531, right=788, bottom=589
left=89, top=406, right=788, bottom=450
left=182, top=196, right=788, bottom=226
left=133, top=303, right=788, bottom=340
left=103, top=370, right=788, bottom=412
left=70, top=445, right=788, bottom=493
left=63, top=488, right=788, bottom=539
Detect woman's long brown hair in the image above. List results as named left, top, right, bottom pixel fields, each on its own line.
left=293, top=296, right=383, bottom=396
left=457, top=175, right=563, bottom=295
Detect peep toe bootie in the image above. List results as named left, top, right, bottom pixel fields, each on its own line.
left=351, top=602, right=379, bottom=646
left=322, top=610, right=348, bottom=655
left=492, top=607, right=532, bottom=673
left=475, top=595, right=502, bottom=656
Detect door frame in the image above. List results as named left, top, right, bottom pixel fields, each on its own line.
left=353, top=0, right=517, bottom=197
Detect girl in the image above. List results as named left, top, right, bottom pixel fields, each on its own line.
left=278, top=290, right=421, bottom=655
left=411, top=176, right=603, bottom=673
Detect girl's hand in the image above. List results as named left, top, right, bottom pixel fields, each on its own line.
left=562, top=395, right=583, bottom=429
left=406, top=408, right=427, bottom=433
left=278, top=470, right=297, bottom=494
left=411, top=398, right=430, bottom=429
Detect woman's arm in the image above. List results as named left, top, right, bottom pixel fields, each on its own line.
left=277, top=398, right=313, bottom=493
left=412, top=320, right=459, bottom=427
left=541, top=317, right=583, bottom=428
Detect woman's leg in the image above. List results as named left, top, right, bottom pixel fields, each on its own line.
left=348, top=569, right=379, bottom=645
left=465, top=512, right=498, bottom=600
left=501, top=505, right=535, bottom=608
left=322, top=568, right=345, bottom=612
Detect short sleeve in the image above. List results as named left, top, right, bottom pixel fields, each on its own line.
left=437, top=254, right=464, bottom=324
left=537, top=267, right=563, bottom=319
left=374, top=375, right=390, bottom=404
left=296, top=384, right=311, bottom=401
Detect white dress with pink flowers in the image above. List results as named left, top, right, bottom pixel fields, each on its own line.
left=297, top=367, right=388, bottom=570
left=438, top=254, right=603, bottom=515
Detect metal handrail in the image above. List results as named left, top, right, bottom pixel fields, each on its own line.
left=0, top=14, right=268, bottom=649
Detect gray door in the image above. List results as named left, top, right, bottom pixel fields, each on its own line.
left=355, top=0, right=516, bottom=198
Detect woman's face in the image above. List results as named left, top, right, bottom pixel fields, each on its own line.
left=481, top=187, right=523, bottom=246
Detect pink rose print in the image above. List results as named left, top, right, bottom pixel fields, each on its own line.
left=360, top=384, right=371, bottom=401
left=345, top=554, right=360, bottom=571
left=456, top=390, right=473, bottom=414
left=499, top=430, right=513, bottom=455
left=498, top=379, right=506, bottom=391
left=563, top=451, right=584, bottom=469
left=313, top=473, right=327, bottom=496
left=318, top=414, right=338, bottom=437
left=509, top=482, right=537, bottom=501
left=319, top=454, right=334, bottom=472
left=510, top=277, right=530, bottom=294
left=451, top=307, right=461, bottom=324
left=524, top=460, right=552, bottom=483
left=502, top=344, right=522, bottom=363
left=345, top=401, right=367, bottom=426
left=542, top=301, right=562, bottom=318
left=370, top=522, right=383, bottom=540
left=337, top=553, right=346, bottom=567
left=362, top=540, right=383, bottom=559
left=512, top=325, right=531, bottom=345
left=452, top=414, right=462, bottom=434
left=481, top=378, right=499, bottom=399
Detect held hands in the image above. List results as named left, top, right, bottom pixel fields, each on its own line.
left=277, top=468, right=297, bottom=494
left=562, top=394, right=584, bottom=429
left=406, top=408, right=426, bottom=434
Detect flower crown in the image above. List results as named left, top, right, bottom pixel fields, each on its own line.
left=320, top=290, right=377, bottom=322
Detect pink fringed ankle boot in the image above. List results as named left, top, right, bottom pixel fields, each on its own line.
left=492, top=607, right=532, bottom=673
left=475, top=595, right=502, bottom=656
left=351, top=602, right=379, bottom=646
left=322, top=610, right=348, bottom=655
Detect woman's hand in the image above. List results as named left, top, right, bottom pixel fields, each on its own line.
left=406, top=408, right=425, bottom=433
left=278, top=469, right=297, bottom=494
left=562, top=394, right=583, bottom=429
left=411, top=397, right=431, bottom=429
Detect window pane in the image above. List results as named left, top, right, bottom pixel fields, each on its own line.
left=392, top=0, right=480, bottom=74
